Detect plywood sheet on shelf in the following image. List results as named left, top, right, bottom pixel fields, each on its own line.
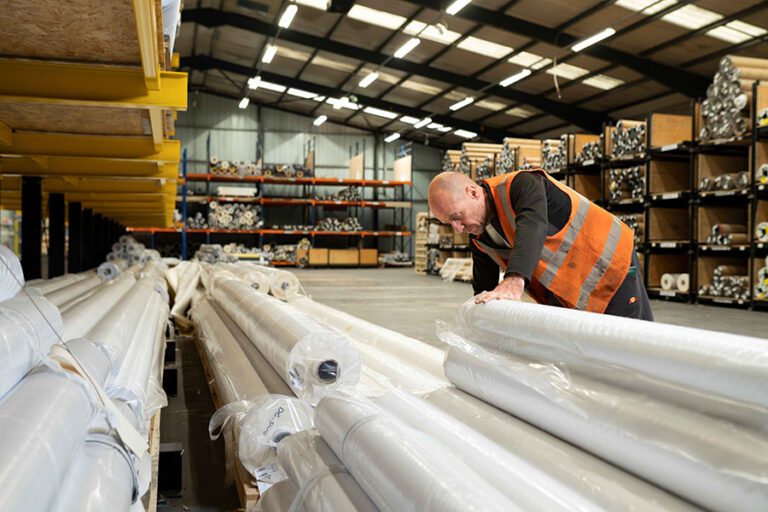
left=0, top=103, right=150, bottom=136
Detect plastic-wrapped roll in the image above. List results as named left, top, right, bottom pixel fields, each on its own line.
left=96, top=259, right=129, bottom=281
left=756, top=221, right=768, bottom=242
left=759, top=266, right=768, bottom=284
left=0, top=291, right=63, bottom=399
left=62, top=273, right=137, bottom=340
left=444, top=343, right=768, bottom=512
left=276, top=430, right=378, bottom=512
left=238, top=263, right=304, bottom=300
left=212, top=280, right=361, bottom=404
left=46, top=274, right=104, bottom=307
left=0, top=367, right=97, bottom=511
left=378, top=389, right=605, bottom=512
left=757, top=163, right=768, bottom=185
left=25, top=272, right=91, bottom=295
left=255, top=479, right=301, bottom=512
left=0, top=245, right=23, bottom=301
left=218, top=263, right=270, bottom=294
left=170, top=261, right=201, bottom=326
left=454, top=300, right=768, bottom=412
left=356, top=342, right=447, bottom=397
left=315, top=393, right=522, bottom=512
left=677, top=273, right=690, bottom=292
left=290, top=296, right=446, bottom=379
left=423, top=387, right=698, bottom=512
left=660, top=273, right=680, bottom=290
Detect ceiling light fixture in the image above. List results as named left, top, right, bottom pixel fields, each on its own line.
left=278, top=4, right=298, bottom=28
left=454, top=129, right=478, bottom=139
left=394, top=37, right=421, bottom=59
left=359, top=72, right=379, bottom=88
left=399, top=116, right=420, bottom=124
left=449, top=97, right=474, bottom=111
left=238, top=97, right=250, bottom=109
left=446, top=0, right=472, bottom=15
left=571, top=28, right=616, bottom=52
left=414, top=117, right=432, bottom=129
left=262, top=44, right=278, bottom=63
left=248, top=76, right=261, bottom=89
left=500, top=68, right=532, bottom=87
left=313, top=114, right=327, bottom=126
left=287, top=88, right=317, bottom=99
left=333, top=96, right=349, bottom=110
left=385, top=133, right=401, bottom=143
left=363, top=107, right=398, bottom=119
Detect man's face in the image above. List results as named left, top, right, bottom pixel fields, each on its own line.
left=433, top=186, right=487, bottom=236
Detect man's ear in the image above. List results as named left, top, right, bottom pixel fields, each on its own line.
left=467, top=184, right=480, bottom=199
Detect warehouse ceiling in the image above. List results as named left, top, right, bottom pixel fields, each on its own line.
left=177, top=0, right=768, bottom=145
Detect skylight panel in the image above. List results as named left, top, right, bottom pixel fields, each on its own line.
left=662, top=4, right=722, bottom=30
left=582, top=74, right=625, bottom=90
left=508, top=51, right=551, bottom=70
left=506, top=107, right=534, bottom=118
left=457, top=37, right=513, bottom=59
left=347, top=5, right=406, bottom=31
left=404, top=21, right=462, bottom=45
left=476, top=100, right=508, bottom=111
left=546, top=63, right=589, bottom=80
left=615, top=0, right=677, bottom=16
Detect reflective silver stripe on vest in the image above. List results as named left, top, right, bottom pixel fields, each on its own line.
left=576, top=217, right=624, bottom=310
left=538, top=198, right=591, bottom=288
left=494, top=177, right=517, bottom=234
left=474, top=239, right=513, bottom=270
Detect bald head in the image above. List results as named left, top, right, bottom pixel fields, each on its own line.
left=428, top=171, right=488, bottom=236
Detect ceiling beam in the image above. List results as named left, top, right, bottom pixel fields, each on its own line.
left=183, top=8, right=608, bottom=132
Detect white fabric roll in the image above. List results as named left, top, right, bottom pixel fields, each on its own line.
left=444, top=343, right=768, bottom=512
left=170, top=261, right=201, bottom=325
left=757, top=221, right=768, bottom=242
left=454, top=300, right=768, bottom=412
left=62, top=273, right=137, bottom=341
left=423, top=387, right=698, bottom=512
left=676, top=273, right=690, bottom=292
left=46, top=274, right=104, bottom=307
left=356, top=342, right=447, bottom=397
left=212, top=280, right=361, bottom=404
left=25, top=272, right=90, bottom=295
left=218, top=262, right=270, bottom=294
left=290, top=296, right=446, bottom=379
left=0, top=245, right=23, bottom=301
left=315, top=392, right=522, bottom=512
left=0, top=290, right=63, bottom=399
left=660, top=273, right=680, bottom=290
left=276, top=430, right=378, bottom=512
left=97, top=259, right=129, bottom=281
left=238, top=263, right=304, bottom=300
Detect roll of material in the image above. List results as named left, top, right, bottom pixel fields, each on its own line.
left=756, top=221, right=768, bottom=242
left=379, top=389, right=610, bottom=512
left=0, top=367, right=97, bottom=512
left=62, top=273, right=137, bottom=341
left=255, top=479, right=302, bottom=512
left=444, top=344, right=768, bottom=512
left=169, top=261, right=201, bottom=326
left=238, top=263, right=304, bottom=301
left=757, top=164, right=768, bottom=185
left=276, top=430, right=379, bottom=512
left=190, top=299, right=269, bottom=404
left=25, top=272, right=91, bottom=295
left=0, top=245, right=23, bottom=301
left=0, top=290, right=63, bottom=399
left=660, top=273, right=681, bottom=291
left=96, top=259, right=129, bottom=281
left=454, top=300, right=768, bottom=412
left=50, top=435, right=136, bottom=512
left=46, top=274, right=104, bottom=307
left=356, top=342, right=447, bottom=397
left=713, top=223, right=747, bottom=235
left=290, top=296, right=446, bottom=379
left=676, top=273, right=690, bottom=293
left=315, top=393, right=522, bottom=512
left=423, top=387, right=698, bottom=512
left=212, top=280, right=361, bottom=404
left=218, top=263, right=270, bottom=294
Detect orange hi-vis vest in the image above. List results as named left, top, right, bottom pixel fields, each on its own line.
left=473, top=170, right=634, bottom=313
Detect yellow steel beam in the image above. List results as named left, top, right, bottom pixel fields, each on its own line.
left=0, top=59, right=187, bottom=110
left=44, top=178, right=176, bottom=194
left=66, top=193, right=174, bottom=203
left=132, top=0, right=161, bottom=90
left=4, top=132, right=179, bottom=160
left=172, top=53, right=180, bottom=69
left=0, top=121, right=11, bottom=146
left=149, top=109, right=164, bottom=150
left=0, top=159, right=177, bottom=179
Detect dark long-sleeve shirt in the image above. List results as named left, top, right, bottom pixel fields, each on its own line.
left=472, top=172, right=571, bottom=296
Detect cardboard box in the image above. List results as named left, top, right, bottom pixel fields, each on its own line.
left=359, top=248, right=378, bottom=266
left=308, top=248, right=328, bottom=266
left=329, top=249, right=359, bottom=266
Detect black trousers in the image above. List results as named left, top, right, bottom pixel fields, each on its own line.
left=604, top=251, right=654, bottom=320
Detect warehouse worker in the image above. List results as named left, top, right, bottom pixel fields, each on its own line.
left=428, top=170, right=653, bottom=320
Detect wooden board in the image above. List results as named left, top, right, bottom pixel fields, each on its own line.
left=698, top=206, right=749, bottom=243
left=649, top=207, right=689, bottom=241
left=143, top=411, right=162, bottom=512
left=0, top=0, right=142, bottom=65
left=648, top=253, right=689, bottom=288
left=698, top=256, right=748, bottom=288
left=649, top=159, right=690, bottom=195
left=569, top=174, right=601, bottom=202
left=0, top=103, right=149, bottom=135
left=696, top=153, right=749, bottom=183
left=649, top=113, right=692, bottom=148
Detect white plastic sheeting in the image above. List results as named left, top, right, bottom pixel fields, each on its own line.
left=255, top=479, right=301, bottom=512
left=0, top=290, right=63, bottom=399
left=276, top=430, right=379, bottom=512
left=26, top=272, right=90, bottom=295
left=0, top=245, right=23, bottom=301
left=378, top=389, right=602, bottom=512
left=0, top=367, right=97, bottom=511
left=240, top=263, right=304, bottom=300
left=97, top=259, right=129, bottom=281
left=356, top=342, right=447, bottom=397
left=161, top=0, right=182, bottom=54
left=315, top=392, right=522, bottom=512
left=47, top=274, right=103, bottom=307
left=169, top=261, right=201, bottom=325
left=62, top=273, right=137, bottom=340
left=212, top=280, right=361, bottom=404
left=443, top=341, right=768, bottom=512
left=218, top=262, right=270, bottom=294
left=290, top=296, right=445, bottom=379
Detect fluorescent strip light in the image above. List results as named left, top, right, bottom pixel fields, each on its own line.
left=427, top=122, right=442, bottom=129
left=385, top=133, right=401, bottom=143
left=327, top=97, right=359, bottom=110
left=446, top=0, right=472, bottom=15
left=333, top=96, right=347, bottom=110
left=457, top=37, right=512, bottom=59
left=500, top=68, right=532, bottom=87
left=394, top=38, right=420, bottom=59
left=454, top=129, right=477, bottom=139
left=262, top=44, right=277, bottom=63
left=347, top=5, right=406, bottom=30
left=404, top=21, right=461, bottom=45
left=295, top=0, right=327, bottom=10
left=401, top=80, right=443, bottom=96
left=572, top=28, right=616, bottom=52
left=287, top=88, right=316, bottom=99
left=359, top=72, right=379, bottom=88
left=449, top=97, right=474, bottom=111
left=238, top=97, right=250, bottom=109
left=278, top=4, right=298, bottom=28
left=258, top=81, right=286, bottom=93
left=313, top=115, right=327, bottom=126
left=414, top=117, right=432, bottom=129
left=364, top=106, right=398, bottom=119
left=476, top=100, right=507, bottom=111
left=399, top=116, right=420, bottom=124
left=437, top=126, right=452, bottom=133
left=248, top=76, right=261, bottom=89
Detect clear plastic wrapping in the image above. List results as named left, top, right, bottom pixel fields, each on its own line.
left=212, top=280, right=361, bottom=404
left=314, top=392, right=522, bottom=512
left=276, top=430, right=379, bottom=512
left=290, top=296, right=445, bottom=379
left=218, top=262, right=270, bottom=294
left=46, top=274, right=104, bottom=307
left=97, top=259, right=129, bottom=281
left=25, top=271, right=91, bottom=295
left=239, top=263, right=304, bottom=301
left=62, top=273, right=137, bottom=340
left=0, top=290, right=63, bottom=398
left=169, top=260, right=201, bottom=325
left=0, top=245, right=23, bottom=301
left=254, top=479, right=302, bottom=512
left=442, top=335, right=768, bottom=512
left=355, top=342, right=447, bottom=397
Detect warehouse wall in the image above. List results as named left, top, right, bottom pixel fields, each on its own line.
left=176, top=93, right=442, bottom=254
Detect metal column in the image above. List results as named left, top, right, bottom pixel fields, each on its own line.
left=68, top=202, right=82, bottom=272
left=82, top=208, right=94, bottom=270
left=48, top=193, right=65, bottom=278
left=21, top=177, right=42, bottom=279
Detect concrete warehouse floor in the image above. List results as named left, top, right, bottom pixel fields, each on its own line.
left=159, top=267, right=768, bottom=512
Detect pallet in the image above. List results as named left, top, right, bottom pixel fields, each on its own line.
left=143, top=411, right=162, bottom=512
left=191, top=334, right=260, bottom=510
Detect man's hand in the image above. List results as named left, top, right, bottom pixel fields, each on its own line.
left=475, top=274, right=525, bottom=304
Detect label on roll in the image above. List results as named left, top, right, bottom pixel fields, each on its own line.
left=660, top=290, right=675, bottom=297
